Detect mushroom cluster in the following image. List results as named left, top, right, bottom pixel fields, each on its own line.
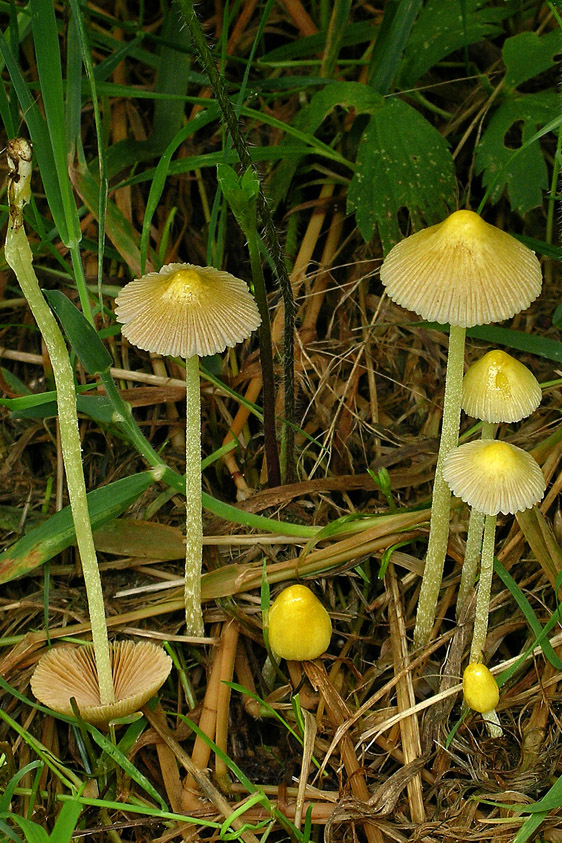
left=380, top=210, right=543, bottom=650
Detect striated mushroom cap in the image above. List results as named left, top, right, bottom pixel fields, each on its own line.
left=31, top=641, right=172, bottom=728
left=462, top=349, right=542, bottom=423
left=380, top=210, right=542, bottom=327
left=115, top=263, right=261, bottom=358
left=268, top=584, right=332, bottom=661
left=442, top=440, right=545, bottom=516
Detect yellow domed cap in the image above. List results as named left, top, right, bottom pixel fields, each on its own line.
left=268, top=585, right=332, bottom=661
left=463, top=663, right=499, bottom=713
left=462, top=349, right=541, bottom=423
left=380, top=210, right=542, bottom=327
left=115, top=263, right=261, bottom=359
left=443, top=440, right=545, bottom=516
left=31, top=641, right=172, bottom=728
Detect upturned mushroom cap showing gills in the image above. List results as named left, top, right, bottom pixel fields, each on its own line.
left=462, top=349, right=541, bottom=423
left=443, top=440, right=545, bottom=516
left=379, top=210, right=542, bottom=327
left=115, top=263, right=261, bottom=358
left=31, top=641, right=172, bottom=728
left=268, top=584, right=332, bottom=661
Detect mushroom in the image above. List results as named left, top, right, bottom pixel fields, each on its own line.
left=31, top=641, right=172, bottom=729
left=115, top=263, right=261, bottom=635
left=380, top=210, right=542, bottom=648
left=457, top=350, right=542, bottom=615
left=267, top=584, right=332, bottom=661
left=443, top=439, right=545, bottom=664
left=462, top=662, right=502, bottom=737
left=5, top=139, right=115, bottom=705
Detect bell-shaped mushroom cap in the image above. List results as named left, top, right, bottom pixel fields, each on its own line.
left=30, top=641, right=172, bottom=728
left=442, top=440, right=545, bottom=516
left=115, top=263, right=261, bottom=358
left=380, top=210, right=542, bottom=327
left=462, top=349, right=542, bottom=423
left=463, top=663, right=499, bottom=713
left=268, top=584, right=332, bottom=661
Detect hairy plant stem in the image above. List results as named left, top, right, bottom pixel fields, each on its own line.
left=413, top=324, right=466, bottom=650
left=456, top=421, right=494, bottom=618
left=470, top=513, right=496, bottom=664
left=175, top=0, right=295, bottom=480
left=185, top=355, right=204, bottom=636
left=247, top=232, right=281, bottom=486
left=5, top=139, right=114, bottom=704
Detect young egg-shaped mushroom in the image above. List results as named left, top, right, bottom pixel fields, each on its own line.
left=31, top=641, right=172, bottom=729
left=116, top=264, right=261, bottom=636
left=444, top=440, right=545, bottom=664
left=267, top=584, right=332, bottom=661
left=462, top=662, right=502, bottom=737
left=380, top=210, right=542, bottom=648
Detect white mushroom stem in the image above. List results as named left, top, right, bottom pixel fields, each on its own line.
left=482, top=708, right=503, bottom=738
left=5, top=140, right=114, bottom=704
left=413, top=324, right=466, bottom=649
left=456, top=421, right=494, bottom=618
left=184, top=354, right=204, bottom=636
left=470, top=513, right=497, bottom=664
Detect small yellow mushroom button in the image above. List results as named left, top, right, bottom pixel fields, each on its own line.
left=267, top=584, right=332, bottom=661
left=463, top=663, right=499, bottom=713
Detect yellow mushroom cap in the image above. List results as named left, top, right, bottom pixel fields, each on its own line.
left=379, top=210, right=542, bottom=327
left=268, top=584, right=332, bottom=661
left=443, top=440, right=545, bottom=516
left=30, top=641, right=172, bottom=728
left=462, top=350, right=541, bottom=423
left=115, top=263, right=261, bottom=358
left=463, top=663, right=499, bottom=713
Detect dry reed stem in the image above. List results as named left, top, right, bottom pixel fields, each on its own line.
left=222, top=377, right=263, bottom=496
left=182, top=624, right=226, bottom=806
left=144, top=705, right=261, bottom=843
left=294, top=707, right=317, bottom=829
left=214, top=621, right=240, bottom=790
left=387, top=566, right=426, bottom=824
left=304, top=660, right=385, bottom=843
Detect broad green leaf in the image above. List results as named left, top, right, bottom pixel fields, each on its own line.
left=2, top=816, right=48, bottom=843
left=503, top=30, right=562, bottom=90
left=43, top=290, right=112, bottom=374
left=398, top=0, right=505, bottom=87
left=475, top=92, right=558, bottom=213
left=347, top=97, right=456, bottom=250
left=94, top=519, right=184, bottom=559
left=0, top=472, right=155, bottom=584
left=48, top=800, right=83, bottom=843
left=268, top=81, right=383, bottom=208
